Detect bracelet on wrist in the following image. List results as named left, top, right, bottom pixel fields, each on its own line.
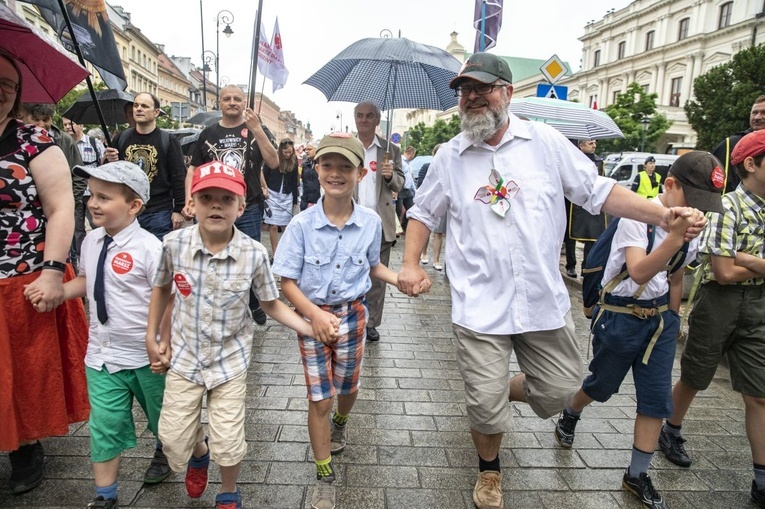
left=41, top=260, right=67, bottom=272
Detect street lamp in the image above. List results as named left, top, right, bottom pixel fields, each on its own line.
left=201, top=50, right=215, bottom=110
left=214, top=9, right=234, bottom=110
left=640, top=116, right=651, bottom=152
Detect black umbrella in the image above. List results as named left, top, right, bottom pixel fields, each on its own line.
left=170, top=127, right=201, bottom=140
left=180, top=132, right=199, bottom=157
left=186, top=110, right=222, bottom=127
left=63, top=89, right=134, bottom=125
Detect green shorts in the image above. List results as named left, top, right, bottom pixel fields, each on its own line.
left=681, top=282, right=765, bottom=397
left=86, top=365, right=166, bottom=463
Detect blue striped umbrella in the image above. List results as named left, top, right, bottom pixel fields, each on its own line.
left=509, top=97, right=624, bottom=139
left=304, top=37, right=463, bottom=112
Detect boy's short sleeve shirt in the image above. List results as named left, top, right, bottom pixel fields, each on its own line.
left=80, top=220, right=162, bottom=373
left=154, top=224, right=278, bottom=389
left=271, top=197, right=382, bottom=305
left=699, top=186, right=765, bottom=285
left=604, top=198, right=699, bottom=299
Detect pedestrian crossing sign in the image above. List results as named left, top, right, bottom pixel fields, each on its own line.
left=540, top=54, right=567, bottom=84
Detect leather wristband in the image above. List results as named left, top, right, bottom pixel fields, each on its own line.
left=41, top=260, right=66, bottom=272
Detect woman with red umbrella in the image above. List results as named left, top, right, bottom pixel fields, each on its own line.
left=0, top=51, right=90, bottom=494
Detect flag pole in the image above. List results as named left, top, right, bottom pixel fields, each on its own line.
left=480, top=0, right=487, bottom=52
left=56, top=0, right=112, bottom=146
left=247, top=1, right=264, bottom=112
left=200, top=0, right=208, bottom=111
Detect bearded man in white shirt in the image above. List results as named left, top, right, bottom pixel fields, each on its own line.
left=397, top=52, right=707, bottom=509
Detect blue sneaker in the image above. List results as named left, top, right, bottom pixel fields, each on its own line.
left=215, top=487, right=242, bottom=509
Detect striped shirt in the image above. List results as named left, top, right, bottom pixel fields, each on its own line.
left=699, top=184, right=765, bottom=286
left=154, top=224, right=279, bottom=389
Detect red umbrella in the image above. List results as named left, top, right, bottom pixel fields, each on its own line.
left=0, top=3, right=89, bottom=103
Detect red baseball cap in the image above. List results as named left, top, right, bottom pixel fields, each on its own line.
left=731, top=129, right=765, bottom=165
left=190, top=161, right=246, bottom=196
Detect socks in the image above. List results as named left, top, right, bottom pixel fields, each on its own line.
left=754, top=463, right=765, bottom=490
left=315, top=456, right=335, bottom=480
left=332, top=411, right=349, bottom=427
left=95, top=480, right=118, bottom=500
left=628, top=446, right=654, bottom=477
left=478, top=454, right=500, bottom=473
left=565, top=407, right=582, bottom=417
left=189, top=443, right=210, bottom=468
left=663, top=421, right=682, bottom=437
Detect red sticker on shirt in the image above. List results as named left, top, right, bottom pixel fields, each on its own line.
left=711, top=166, right=725, bottom=189
left=174, top=274, right=192, bottom=297
left=111, top=252, right=133, bottom=274
left=369, top=160, right=377, bottom=172
left=241, top=128, right=249, bottom=138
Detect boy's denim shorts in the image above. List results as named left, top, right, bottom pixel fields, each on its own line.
left=582, top=293, right=680, bottom=419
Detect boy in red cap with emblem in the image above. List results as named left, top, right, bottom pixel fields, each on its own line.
left=145, top=161, right=317, bottom=509
left=662, top=130, right=765, bottom=507
left=26, top=161, right=173, bottom=508
left=553, top=151, right=723, bottom=509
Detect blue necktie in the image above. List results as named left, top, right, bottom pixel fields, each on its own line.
left=94, top=235, right=113, bottom=324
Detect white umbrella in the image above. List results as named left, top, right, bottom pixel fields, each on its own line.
left=509, top=97, right=623, bottom=139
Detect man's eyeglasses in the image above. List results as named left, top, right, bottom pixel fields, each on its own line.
left=0, top=78, right=19, bottom=95
left=454, top=84, right=504, bottom=97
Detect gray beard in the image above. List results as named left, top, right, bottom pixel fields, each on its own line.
left=461, top=106, right=508, bottom=143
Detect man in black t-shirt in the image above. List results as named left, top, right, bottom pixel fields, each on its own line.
left=105, top=92, right=186, bottom=240
left=186, top=85, right=278, bottom=324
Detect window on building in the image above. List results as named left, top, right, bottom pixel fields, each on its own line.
left=718, top=2, right=733, bottom=29
left=593, top=50, right=601, bottom=68
left=670, top=77, right=682, bottom=107
left=617, top=41, right=626, bottom=59
left=131, top=47, right=135, bottom=60
left=612, top=90, right=621, bottom=104
left=645, top=30, right=655, bottom=51
left=678, top=17, right=690, bottom=40
left=589, top=94, right=598, bottom=109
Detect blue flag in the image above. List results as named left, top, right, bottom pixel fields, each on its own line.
left=20, top=0, right=127, bottom=90
left=473, top=0, right=504, bottom=53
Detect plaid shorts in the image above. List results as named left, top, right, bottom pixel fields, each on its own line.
left=298, top=299, right=367, bottom=401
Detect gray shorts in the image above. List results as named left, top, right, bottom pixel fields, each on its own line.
left=454, top=311, right=583, bottom=435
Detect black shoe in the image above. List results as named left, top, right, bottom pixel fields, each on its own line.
left=252, top=305, right=268, bottom=325
left=366, top=327, right=380, bottom=342
left=752, top=480, right=765, bottom=508
left=658, top=427, right=692, bottom=467
left=566, top=268, right=577, bottom=278
left=9, top=441, right=44, bottom=494
left=622, top=469, right=667, bottom=509
left=143, top=447, right=171, bottom=484
left=554, top=410, right=579, bottom=449
left=86, top=496, right=119, bottom=508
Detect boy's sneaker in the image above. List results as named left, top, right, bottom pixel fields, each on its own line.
left=622, top=469, right=667, bottom=509
left=185, top=439, right=209, bottom=498
left=329, top=420, right=347, bottom=455
left=311, top=476, right=336, bottom=509
left=9, top=441, right=44, bottom=494
left=215, top=488, right=242, bottom=509
left=86, top=496, right=119, bottom=509
left=658, top=427, right=691, bottom=467
left=472, top=470, right=502, bottom=509
left=143, top=447, right=171, bottom=483
left=752, top=480, right=765, bottom=508
left=554, top=410, right=580, bottom=449
left=251, top=305, right=267, bottom=325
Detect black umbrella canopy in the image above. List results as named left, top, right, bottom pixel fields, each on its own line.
left=186, top=110, right=222, bottom=127
left=63, top=89, right=135, bottom=126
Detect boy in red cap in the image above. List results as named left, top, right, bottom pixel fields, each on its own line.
left=145, top=161, right=318, bottom=509
left=661, top=130, right=765, bottom=507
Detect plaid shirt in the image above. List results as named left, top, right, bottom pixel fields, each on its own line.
left=154, top=225, right=279, bottom=389
left=700, top=185, right=765, bottom=286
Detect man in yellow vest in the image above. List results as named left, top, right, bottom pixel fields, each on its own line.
left=631, top=156, right=662, bottom=198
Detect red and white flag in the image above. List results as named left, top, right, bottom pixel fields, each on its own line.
left=257, top=18, right=289, bottom=93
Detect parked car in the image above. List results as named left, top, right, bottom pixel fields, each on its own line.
left=607, top=152, right=680, bottom=189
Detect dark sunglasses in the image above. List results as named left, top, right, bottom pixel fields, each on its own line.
left=280, top=140, right=294, bottom=146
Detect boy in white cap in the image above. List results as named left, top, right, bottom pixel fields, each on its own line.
left=26, top=160, right=172, bottom=509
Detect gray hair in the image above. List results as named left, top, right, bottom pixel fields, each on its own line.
left=354, top=101, right=381, bottom=119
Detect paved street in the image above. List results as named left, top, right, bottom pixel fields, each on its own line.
left=0, top=240, right=755, bottom=508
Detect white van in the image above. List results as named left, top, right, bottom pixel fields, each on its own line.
left=606, top=152, right=680, bottom=189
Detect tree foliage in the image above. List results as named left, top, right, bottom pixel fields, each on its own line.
left=597, top=82, right=672, bottom=154
left=685, top=44, right=765, bottom=151
left=407, top=114, right=461, bottom=155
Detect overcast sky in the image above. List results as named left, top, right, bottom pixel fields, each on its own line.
left=113, top=0, right=629, bottom=136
